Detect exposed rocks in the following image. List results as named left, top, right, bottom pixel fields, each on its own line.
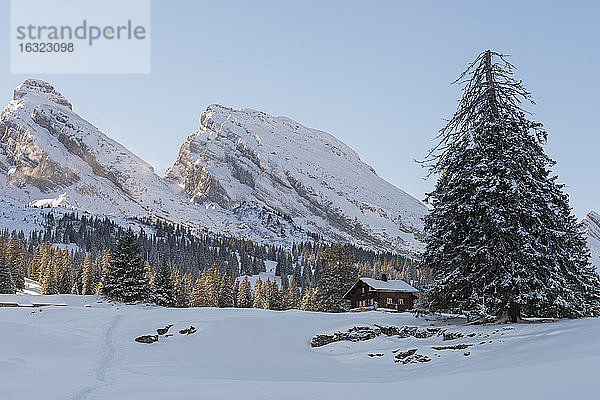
left=368, top=353, right=384, bottom=357
left=157, top=324, right=173, bottom=335
left=432, top=344, right=473, bottom=351
left=311, top=325, right=455, bottom=348
left=135, top=334, right=158, bottom=344
left=393, top=348, right=417, bottom=360
left=443, top=331, right=464, bottom=341
left=394, top=349, right=430, bottom=364
left=179, top=326, right=196, bottom=335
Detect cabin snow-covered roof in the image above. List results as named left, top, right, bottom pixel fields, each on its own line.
left=358, top=277, right=418, bottom=292
left=343, top=277, right=419, bottom=299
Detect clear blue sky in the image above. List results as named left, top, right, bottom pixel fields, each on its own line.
left=2, top=0, right=598, bottom=218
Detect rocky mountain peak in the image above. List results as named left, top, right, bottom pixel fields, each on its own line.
left=166, top=104, right=428, bottom=254
left=13, top=79, right=72, bottom=110
left=583, top=211, right=600, bottom=241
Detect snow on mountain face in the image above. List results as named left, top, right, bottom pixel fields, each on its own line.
left=0, top=79, right=181, bottom=217
left=0, top=80, right=426, bottom=253
left=165, top=105, right=427, bottom=253
left=582, top=211, right=600, bottom=273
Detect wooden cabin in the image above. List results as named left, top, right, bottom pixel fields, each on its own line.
left=343, top=274, right=418, bottom=312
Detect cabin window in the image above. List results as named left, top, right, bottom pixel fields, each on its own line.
left=386, top=298, right=395, bottom=305
left=398, top=298, right=404, bottom=305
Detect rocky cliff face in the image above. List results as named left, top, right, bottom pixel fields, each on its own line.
left=165, top=105, right=428, bottom=253
left=582, top=211, right=600, bottom=273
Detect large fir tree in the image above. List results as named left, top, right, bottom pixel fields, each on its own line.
left=102, top=229, right=150, bottom=303
left=422, top=50, right=600, bottom=321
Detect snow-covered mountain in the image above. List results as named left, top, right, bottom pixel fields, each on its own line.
left=0, top=79, right=185, bottom=218
left=0, top=80, right=427, bottom=253
left=165, top=105, right=427, bottom=253
left=583, top=211, right=600, bottom=273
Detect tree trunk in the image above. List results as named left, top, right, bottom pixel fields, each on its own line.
left=483, top=50, right=499, bottom=117
left=508, top=301, right=521, bottom=323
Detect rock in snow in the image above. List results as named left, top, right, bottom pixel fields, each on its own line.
left=0, top=79, right=427, bottom=254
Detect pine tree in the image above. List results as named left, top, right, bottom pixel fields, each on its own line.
left=421, top=50, right=600, bottom=321
left=29, top=245, right=44, bottom=282
left=232, top=278, right=240, bottom=307
left=0, top=243, right=16, bottom=294
left=191, top=277, right=204, bottom=307
left=202, top=265, right=221, bottom=307
left=300, top=287, right=313, bottom=311
left=171, top=266, right=190, bottom=307
left=280, top=273, right=289, bottom=292
left=5, top=236, right=25, bottom=290
left=56, top=248, right=74, bottom=294
left=70, top=281, right=80, bottom=295
left=40, top=264, right=58, bottom=295
left=151, top=263, right=177, bottom=307
left=218, top=274, right=234, bottom=308
left=81, top=254, right=96, bottom=295
left=102, top=230, right=150, bottom=303
left=284, top=277, right=301, bottom=309
left=310, top=287, right=324, bottom=312
left=271, top=280, right=284, bottom=311
left=262, top=279, right=273, bottom=310
left=237, top=276, right=253, bottom=308
left=317, top=246, right=356, bottom=312
left=253, top=279, right=264, bottom=308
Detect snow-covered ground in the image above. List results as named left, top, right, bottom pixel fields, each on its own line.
left=0, top=295, right=598, bottom=399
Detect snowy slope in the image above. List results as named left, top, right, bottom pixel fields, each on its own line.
left=583, top=211, right=600, bottom=274
left=0, top=299, right=599, bottom=399
left=165, top=105, right=427, bottom=253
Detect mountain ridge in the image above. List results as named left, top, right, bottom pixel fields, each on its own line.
left=0, top=79, right=426, bottom=254
left=164, top=103, right=428, bottom=253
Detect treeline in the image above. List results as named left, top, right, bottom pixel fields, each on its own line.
left=1, top=227, right=360, bottom=312
left=0, top=211, right=429, bottom=292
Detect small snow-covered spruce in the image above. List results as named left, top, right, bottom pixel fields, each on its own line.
left=284, top=277, right=301, bottom=310
left=236, top=276, right=253, bottom=308
left=151, top=263, right=177, bottom=307
left=218, top=273, right=234, bottom=308
left=270, top=280, right=284, bottom=311
left=102, top=229, right=150, bottom=303
left=0, top=241, right=16, bottom=294
left=317, top=245, right=357, bottom=312
left=252, top=278, right=264, bottom=308
left=421, top=50, right=600, bottom=321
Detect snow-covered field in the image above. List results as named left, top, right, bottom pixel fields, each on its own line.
left=0, top=294, right=598, bottom=400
